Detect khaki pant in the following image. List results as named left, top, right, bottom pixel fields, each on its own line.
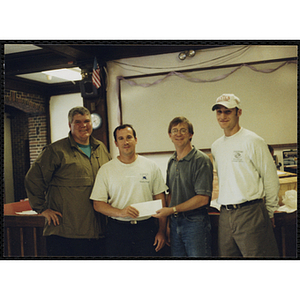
left=218, top=201, right=279, bottom=258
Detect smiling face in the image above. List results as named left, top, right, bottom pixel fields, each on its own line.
left=215, top=105, right=242, bottom=136
left=169, top=122, right=193, bottom=150
left=115, top=126, right=137, bottom=159
left=69, top=113, right=93, bottom=145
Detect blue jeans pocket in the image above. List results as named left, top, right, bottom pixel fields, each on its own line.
left=171, top=212, right=212, bottom=257
left=185, top=213, right=205, bottom=222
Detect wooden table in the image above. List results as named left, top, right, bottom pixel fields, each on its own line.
left=3, top=200, right=297, bottom=258
left=3, top=200, right=47, bottom=257
left=4, top=215, right=47, bottom=257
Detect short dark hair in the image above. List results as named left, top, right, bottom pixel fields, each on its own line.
left=68, top=106, right=91, bottom=124
left=168, top=117, right=194, bottom=135
left=214, top=106, right=240, bottom=115
left=113, top=124, right=137, bottom=141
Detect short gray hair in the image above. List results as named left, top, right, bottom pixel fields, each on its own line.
left=68, top=106, right=91, bottom=124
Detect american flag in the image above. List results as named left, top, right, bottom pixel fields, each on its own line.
left=92, top=57, right=101, bottom=89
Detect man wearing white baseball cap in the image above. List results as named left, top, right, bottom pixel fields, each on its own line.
left=211, top=93, right=280, bottom=257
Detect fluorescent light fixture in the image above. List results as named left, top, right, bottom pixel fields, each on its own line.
left=42, top=67, right=81, bottom=81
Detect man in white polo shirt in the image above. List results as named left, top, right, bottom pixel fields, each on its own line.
left=211, top=94, right=279, bottom=257
left=90, top=124, right=167, bottom=257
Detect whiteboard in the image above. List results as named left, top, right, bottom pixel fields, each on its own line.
left=120, top=61, right=297, bottom=153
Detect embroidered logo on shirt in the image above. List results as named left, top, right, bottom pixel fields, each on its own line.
left=232, top=150, right=243, bottom=162
left=140, top=173, right=150, bottom=183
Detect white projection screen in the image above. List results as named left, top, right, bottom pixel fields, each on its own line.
left=119, top=61, right=297, bottom=153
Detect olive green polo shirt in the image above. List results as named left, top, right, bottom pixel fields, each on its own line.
left=166, top=147, right=213, bottom=208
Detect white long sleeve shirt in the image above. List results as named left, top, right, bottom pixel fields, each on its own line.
left=211, top=128, right=279, bottom=218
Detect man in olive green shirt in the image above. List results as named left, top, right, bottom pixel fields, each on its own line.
left=25, top=106, right=111, bottom=257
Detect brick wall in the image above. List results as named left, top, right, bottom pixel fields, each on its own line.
left=4, top=90, right=46, bottom=114
left=10, top=110, right=30, bottom=202
left=28, top=115, right=47, bottom=164
left=5, top=89, right=48, bottom=202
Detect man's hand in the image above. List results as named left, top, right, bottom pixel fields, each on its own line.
left=270, top=217, right=276, bottom=228
left=119, top=206, right=139, bottom=219
left=166, top=222, right=171, bottom=247
left=153, top=230, right=166, bottom=252
left=93, top=201, right=139, bottom=219
left=152, top=207, right=173, bottom=218
left=41, top=209, right=62, bottom=226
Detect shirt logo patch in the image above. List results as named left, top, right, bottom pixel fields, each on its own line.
left=140, top=173, right=150, bottom=183
left=232, top=150, right=243, bottom=162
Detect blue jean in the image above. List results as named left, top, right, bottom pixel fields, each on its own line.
left=170, top=209, right=212, bottom=257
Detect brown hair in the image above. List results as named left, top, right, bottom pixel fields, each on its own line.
left=168, top=116, right=194, bottom=135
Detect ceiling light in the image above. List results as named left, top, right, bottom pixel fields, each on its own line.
left=188, top=50, right=196, bottom=57
left=178, top=50, right=196, bottom=60
left=42, top=67, right=82, bottom=81
left=178, top=52, right=187, bottom=60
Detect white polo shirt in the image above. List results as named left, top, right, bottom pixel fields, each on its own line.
left=90, top=155, right=167, bottom=221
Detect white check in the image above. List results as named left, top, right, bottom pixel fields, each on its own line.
left=131, top=199, right=162, bottom=217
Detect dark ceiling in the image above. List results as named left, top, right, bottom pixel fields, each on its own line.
left=4, top=41, right=224, bottom=96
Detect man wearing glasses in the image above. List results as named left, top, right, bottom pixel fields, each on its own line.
left=152, top=117, right=213, bottom=257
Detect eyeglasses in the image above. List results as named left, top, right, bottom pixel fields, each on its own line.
left=171, top=128, right=188, bottom=135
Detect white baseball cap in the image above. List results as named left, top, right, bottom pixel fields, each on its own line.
left=212, top=94, right=241, bottom=111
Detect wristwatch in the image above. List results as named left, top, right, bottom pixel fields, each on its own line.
left=173, top=206, right=178, bottom=215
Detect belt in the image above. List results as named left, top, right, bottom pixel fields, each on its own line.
left=221, top=199, right=262, bottom=210
left=109, top=217, right=152, bottom=225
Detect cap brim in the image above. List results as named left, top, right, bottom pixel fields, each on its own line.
left=212, top=103, right=229, bottom=111
left=212, top=102, right=239, bottom=111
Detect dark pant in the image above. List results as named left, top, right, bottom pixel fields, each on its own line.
left=105, top=218, right=159, bottom=257
left=218, top=200, right=279, bottom=258
left=46, top=235, right=105, bottom=257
